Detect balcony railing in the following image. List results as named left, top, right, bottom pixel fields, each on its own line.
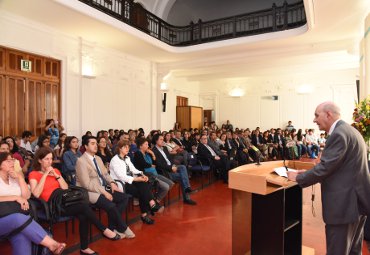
left=79, top=0, right=306, bottom=46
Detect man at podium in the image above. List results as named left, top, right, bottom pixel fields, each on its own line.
left=288, top=101, right=370, bottom=255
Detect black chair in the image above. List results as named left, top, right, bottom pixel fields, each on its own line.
left=187, top=154, right=211, bottom=190
left=30, top=196, right=74, bottom=238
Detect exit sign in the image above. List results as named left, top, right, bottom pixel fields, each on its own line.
left=21, top=59, right=32, bottom=72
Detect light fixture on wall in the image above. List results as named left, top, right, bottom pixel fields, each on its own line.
left=229, top=87, right=245, bottom=97
left=82, top=55, right=95, bottom=78
left=296, top=84, right=313, bottom=94
left=160, top=82, right=169, bottom=91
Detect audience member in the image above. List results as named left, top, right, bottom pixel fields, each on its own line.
left=152, top=134, right=196, bottom=205
left=75, top=136, right=135, bottom=239
left=110, top=140, right=164, bottom=225
left=0, top=152, right=66, bottom=255
left=29, top=147, right=122, bottom=255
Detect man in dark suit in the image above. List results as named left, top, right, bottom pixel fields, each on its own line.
left=288, top=102, right=370, bottom=255
left=152, top=134, right=196, bottom=205
left=197, top=134, right=231, bottom=183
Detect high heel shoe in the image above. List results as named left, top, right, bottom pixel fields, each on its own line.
left=141, top=215, right=155, bottom=225
left=104, top=233, right=121, bottom=241
left=80, top=250, right=99, bottom=255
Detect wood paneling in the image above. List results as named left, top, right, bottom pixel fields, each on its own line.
left=0, top=75, right=4, bottom=135
left=176, top=106, right=203, bottom=130
left=6, top=76, right=25, bottom=136
left=0, top=48, right=4, bottom=71
left=0, top=46, right=61, bottom=137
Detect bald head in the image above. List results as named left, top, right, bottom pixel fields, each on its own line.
left=319, top=102, right=341, bottom=118
left=314, top=101, right=341, bottom=132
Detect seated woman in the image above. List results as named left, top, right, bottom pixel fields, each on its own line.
left=29, top=147, right=122, bottom=255
left=133, top=137, right=173, bottom=204
left=44, top=119, right=64, bottom=148
left=96, top=137, right=113, bottom=168
left=54, top=133, right=67, bottom=160
left=61, top=136, right=82, bottom=185
left=163, top=133, right=185, bottom=165
left=34, top=135, right=61, bottom=170
left=3, top=137, right=30, bottom=175
left=109, top=140, right=163, bottom=225
left=0, top=152, right=66, bottom=255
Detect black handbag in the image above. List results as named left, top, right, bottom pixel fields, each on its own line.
left=61, top=186, right=89, bottom=207
left=48, top=186, right=89, bottom=220
left=0, top=201, right=30, bottom=218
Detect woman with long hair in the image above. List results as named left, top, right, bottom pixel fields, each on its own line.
left=109, top=140, right=163, bottom=225
left=133, top=137, right=173, bottom=205
left=96, top=137, right=113, bottom=168
left=61, top=136, right=82, bottom=184
left=29, top=147, right=122, bottom=255
left=0, top=152, right=66, bottom=255
left=54, top=133, right=67, bottom=160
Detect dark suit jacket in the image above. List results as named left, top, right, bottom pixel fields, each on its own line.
left=197, top=143, right=216, bottom=165
left=251, top=134, right=263, bottom=146
left=297, top=120, right=370, bottom=224
left=133, top=151, right=152, bottom=172
left=152, top=146, right=173, bottom=178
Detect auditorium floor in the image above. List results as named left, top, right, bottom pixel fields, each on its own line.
left=1, top=160, right=369, bottom=255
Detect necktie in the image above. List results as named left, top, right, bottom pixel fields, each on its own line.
left=205, top=144, right=216, bottom=156
left=93, top=157, right=107, bottom=186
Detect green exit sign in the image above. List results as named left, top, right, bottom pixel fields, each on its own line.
left=21, top=59, right=32, bottom=72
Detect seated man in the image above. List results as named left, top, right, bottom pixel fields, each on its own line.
left=197, top=134, right=231, bottom=183
left=152, top=134, right=196, bottom=205
left=305, top=129, right=320, bottom=158
left=76, top=136, right=135, bottom=238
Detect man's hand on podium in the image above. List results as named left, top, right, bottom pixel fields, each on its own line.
left=287, top=170, right=305, bottom=181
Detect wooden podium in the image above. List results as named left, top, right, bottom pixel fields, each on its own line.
left=228, top=161, right=315, bottom=255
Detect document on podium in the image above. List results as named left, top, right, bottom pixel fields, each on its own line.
left=273, top=167, right=297, bottom=178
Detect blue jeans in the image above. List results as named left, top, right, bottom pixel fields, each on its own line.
left=307, top=144, right=319, bottom=157
left=169, top=165, right=190, bottom=200
left=0, top=213, right=46, bottom=255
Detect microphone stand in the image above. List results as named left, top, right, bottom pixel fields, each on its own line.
left=282, top=138, right=289, bottom=172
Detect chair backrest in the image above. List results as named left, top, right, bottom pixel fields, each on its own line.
left=187, top=153, right=198, bottom=166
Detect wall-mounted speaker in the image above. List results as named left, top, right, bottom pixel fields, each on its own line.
left=162, top=93, right=167, bottom=112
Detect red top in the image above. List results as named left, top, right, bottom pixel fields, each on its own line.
left=28, top=169, right=61, bottom=202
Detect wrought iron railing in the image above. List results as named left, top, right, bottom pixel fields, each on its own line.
left=79, top=0, right=306, bottom=46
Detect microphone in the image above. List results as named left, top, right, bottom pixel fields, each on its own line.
left=255, top=150, right=261, bottom=165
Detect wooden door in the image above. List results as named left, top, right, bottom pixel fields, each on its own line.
left=0, top=75, right=4, bottom=136
left=26, top=79, right=44, bottom=135
left=5, top=76, right=26, bottom=136
left=204, top=110, right=213, bottom=124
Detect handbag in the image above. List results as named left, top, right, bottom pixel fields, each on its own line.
left=49, top=186, right=89, bottom=220
left=61, top=186, right=89, bottom=207
left=0, top=201, right=30, bottom=218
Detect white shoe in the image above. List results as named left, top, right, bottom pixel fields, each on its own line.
left=124, top=227, right=135, bottom=238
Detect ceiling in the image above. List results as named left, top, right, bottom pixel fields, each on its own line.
left=0, top=0, right=369, bottom=81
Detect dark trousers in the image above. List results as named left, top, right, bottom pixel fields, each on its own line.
left=325, top=215, right=367, bottom=255
left=63, top=203, right=106, bottom=250
left=125, top=182, right=154, bottom=214
left=212, top=155, right=230, bottom=181
left=94, top=191, right=129, bottom=233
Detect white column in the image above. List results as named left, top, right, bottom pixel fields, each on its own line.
left=362, top=13, right=370, bottom=100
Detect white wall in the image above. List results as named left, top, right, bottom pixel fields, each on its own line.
left=198, top=69, right=358, bottom=131
left=0, top=11, right=157, bottom=138
left=159, top=77, right=200, bottom=130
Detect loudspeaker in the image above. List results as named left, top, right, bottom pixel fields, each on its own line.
left=162, top=93, right=167, bottom=112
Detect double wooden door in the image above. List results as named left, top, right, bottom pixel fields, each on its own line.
left=0, top=76, right=59, bottom=137
left=0, top=46, right=61, bottom=137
